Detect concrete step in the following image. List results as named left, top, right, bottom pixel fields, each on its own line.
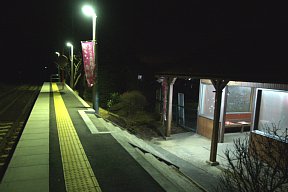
left=92, top=114, right=217, bottom=191
left=136, top=148, right=205, bottom=192
left=94, top=116, right=176, bottom=166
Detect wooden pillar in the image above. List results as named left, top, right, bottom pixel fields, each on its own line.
left=162, top=78, right=168, bottom=125
left=253, top=89, right=262, bottom=130
left=166, top=77, right=177, bottom=137
left=249, top=87, right=256, bottom=131
left=207, top=79, right=229, bottom=166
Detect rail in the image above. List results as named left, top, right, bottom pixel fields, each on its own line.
left=0, top=85, right=40, bottom=181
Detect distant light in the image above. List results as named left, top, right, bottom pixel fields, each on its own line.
left=66, top=42, right=73, bottom=47
left=44, top=66, right=48, bottom=69
left=82, top=5, right=96, bottom=17
left=55, top=52, right=60, bottom=56
left=138, top=74, right=142, bottom=80
left=188, top=78, right=192, bottom=81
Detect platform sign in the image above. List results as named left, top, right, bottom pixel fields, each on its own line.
left=81, top=41, right=96, bottom=87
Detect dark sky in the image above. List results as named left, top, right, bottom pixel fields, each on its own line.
left=1, top=0, right=288, bottom=82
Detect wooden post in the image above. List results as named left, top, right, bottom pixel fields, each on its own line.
left=253, top=89, right=262, bottom=130
left=207, top=79, right=229, bottom=166
left=162, top=78, right=168, bottom=125
left=166, top=77, right=177, bottom=137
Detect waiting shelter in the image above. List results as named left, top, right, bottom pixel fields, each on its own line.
left=197, top=79, right=288, bottom=143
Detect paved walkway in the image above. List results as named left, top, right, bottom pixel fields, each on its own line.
left=148, top=131, right=250, bottom=191
left=0, top=82, right=50, bottom=191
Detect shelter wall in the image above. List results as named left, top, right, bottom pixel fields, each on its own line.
left=197, top=116, right=216, bottom=139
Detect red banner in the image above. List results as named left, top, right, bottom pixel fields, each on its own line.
left=81, top=41, right=96, bottom=87
left=162, top=78, right=168, bottom=121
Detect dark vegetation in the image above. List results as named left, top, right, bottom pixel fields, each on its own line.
left=62, top=49, right=192, bottom=140
left=216, top=123, right=288, bottom=192
left=105, top=90, right=163, bottom=140
left=64, top=50, right=167, bottom=140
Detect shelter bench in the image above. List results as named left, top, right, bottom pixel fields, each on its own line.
left=225, top=113, right=251, bottom=132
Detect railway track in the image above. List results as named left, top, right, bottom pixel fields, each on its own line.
left=0, top=83, right=40, bottom=181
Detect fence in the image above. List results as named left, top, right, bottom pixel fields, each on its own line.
left=156, top=100, right=198, bottom=132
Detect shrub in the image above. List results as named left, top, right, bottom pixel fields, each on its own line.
left=128, top=111, right=154, bottom=126
left=106, top=90, right=163, bottom=139
left=107, top=92, right=120, bottom=109
left=216, top=124, right=288, bottom=192
left=110, top=90, right=148, bottom=117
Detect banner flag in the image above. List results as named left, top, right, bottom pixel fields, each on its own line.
left=81, top=41, right=96, bottom=87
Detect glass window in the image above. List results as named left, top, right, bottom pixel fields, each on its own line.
left=226, top=86, right=252, bottom=113
left=258, top=90, right=288, bottom=137
left=199, top=83, right=215, bottom=119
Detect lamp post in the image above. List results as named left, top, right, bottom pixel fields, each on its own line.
left=66, top=42, right=74, bottom=89
left=82, top=5, right=99, bottom=114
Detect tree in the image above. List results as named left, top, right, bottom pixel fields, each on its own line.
left=72, top=52, right=83, bottom=89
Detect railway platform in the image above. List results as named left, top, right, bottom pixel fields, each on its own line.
left=0, top=82, right=208, bottom=192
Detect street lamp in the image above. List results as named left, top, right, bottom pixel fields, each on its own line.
left=66, top=42, right=74, bottom=89
left=82, top=5, right=97, bottom=41
left=82, top=5, right=99, bottom=114
left=55, top=51, right=60, bottom=57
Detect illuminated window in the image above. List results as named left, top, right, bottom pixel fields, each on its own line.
left=258, top=90, right=288, bottom=136
left=226, top=86, right=252, bottom=113
left=199, top=83, right=215, bottom=119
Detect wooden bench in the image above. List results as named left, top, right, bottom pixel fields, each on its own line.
left=225, top=113, right=251, bottom=132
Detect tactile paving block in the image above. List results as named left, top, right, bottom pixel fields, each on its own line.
left=52, top=83, right=102, bottom=192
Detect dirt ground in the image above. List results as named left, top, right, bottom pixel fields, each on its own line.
left=135, top=126, right=187, bottom=140
left=127, top=123, right=189, bottom=141
left=83, top=100, right=189, bottom=141
left=106, top=113, right=189, bottom=141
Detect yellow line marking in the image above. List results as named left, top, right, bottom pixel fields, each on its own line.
left=52, top=83, right=102, bottom=192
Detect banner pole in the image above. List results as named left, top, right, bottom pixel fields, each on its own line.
left=92, top=41, right=99, bottom=114
left=92, top=14, right=99, bottom=114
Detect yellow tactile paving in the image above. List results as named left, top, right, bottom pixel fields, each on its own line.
left=52, top=83, right=102, bottom=192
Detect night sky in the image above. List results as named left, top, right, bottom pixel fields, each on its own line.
left=1, top=0, right=288, bottom=83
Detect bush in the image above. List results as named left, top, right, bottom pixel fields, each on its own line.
left=128, top=111, right=154, bottom=126
left=216, top=124, right=288, bottom=192
left=107, top=92, right=120, bottom=109
left=110, top=90, right=148, bottom=117
left=106, top=90, right=163, bottom=139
